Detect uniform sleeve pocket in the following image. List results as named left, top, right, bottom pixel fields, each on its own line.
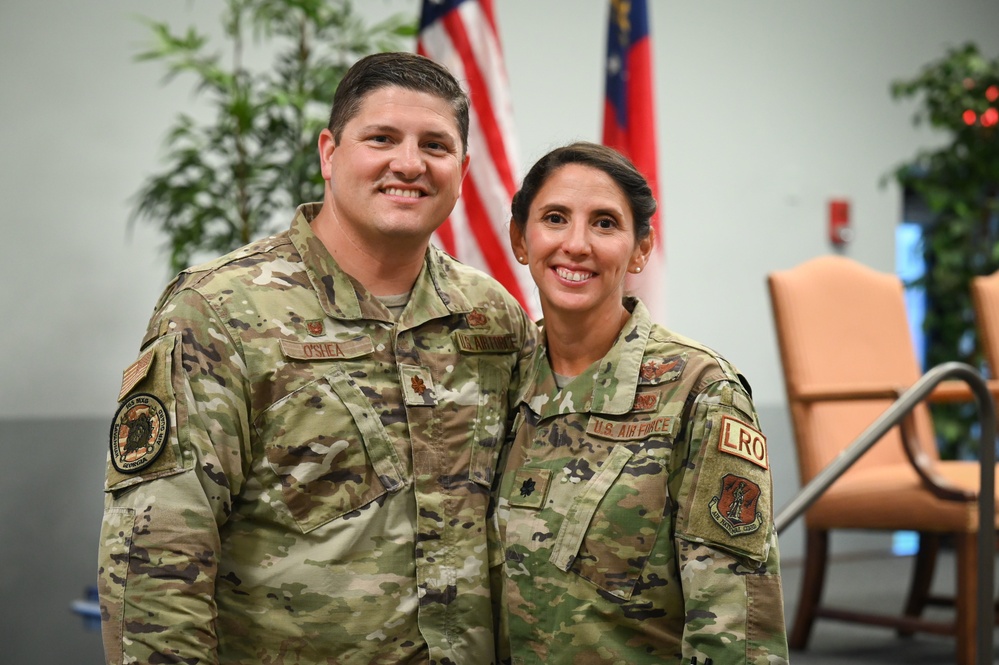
left=676, top=406, right=773, bottom=564
left=550, top=445, right=669, bottom=600
left=106, top=335, right=187, bottom=492
left=98, top=507, right=134, bottom=665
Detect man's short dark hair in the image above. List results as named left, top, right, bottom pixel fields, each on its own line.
left=328, top=52, right=470, bottom=156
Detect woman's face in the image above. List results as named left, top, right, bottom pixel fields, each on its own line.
left=511, top=163, right=652, bottom=322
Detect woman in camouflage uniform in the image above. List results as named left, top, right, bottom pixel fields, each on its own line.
left=497, top=142, right=789, bottom=665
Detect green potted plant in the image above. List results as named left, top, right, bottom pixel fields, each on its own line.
left=891, top=42, right=999, bottom=458
left=131, top=0, right=414, bottom=273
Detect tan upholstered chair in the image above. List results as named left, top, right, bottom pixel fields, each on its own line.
left=972, top=270, right=999, bottom=377
left=768, top=255, right=998, bottom=665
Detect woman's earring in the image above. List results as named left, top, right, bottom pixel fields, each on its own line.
left=634, top=266, right=643, bottom=273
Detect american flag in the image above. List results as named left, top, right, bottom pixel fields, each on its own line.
left=602, top=0, right=665, bottom=321
left=417, top=0, right=539, bottom=319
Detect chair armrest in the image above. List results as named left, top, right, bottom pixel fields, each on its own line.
left=795, top=379, right=999, bottom=405
left=896, top=398, right=977, bottom=502
left=928, top=378, right=999, bottom=404
left=792, top=383, right=901, bottom=403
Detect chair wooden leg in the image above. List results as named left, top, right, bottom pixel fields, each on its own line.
left=954, top=531, right=977, bottom=665
left=790, top=529, right=828, bottom=650
left=899, top=531, right=939, bottom=636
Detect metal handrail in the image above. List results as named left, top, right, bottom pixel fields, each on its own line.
left=774, top=361, right=995, bottom=665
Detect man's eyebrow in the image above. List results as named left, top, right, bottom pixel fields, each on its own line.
left=357, top=123, right=397, bottom=135
left=357, top=124, right=457, bottom=143
left=420, top=129, right=457, bottom=143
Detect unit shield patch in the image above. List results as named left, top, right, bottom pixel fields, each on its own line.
left=709, top=473, right=762, bottom=536
left=109, top=393, right=170, bottom=473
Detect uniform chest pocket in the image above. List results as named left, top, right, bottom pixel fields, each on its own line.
left=257, top=368, right=406, bottom=533
left=468, top=360, right=509, bottom=488
left=550, top=445, right=669, bottom=600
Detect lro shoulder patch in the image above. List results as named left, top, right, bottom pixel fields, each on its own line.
left=717, top=415, right=768, bottom=469
left=109, top=393, right=170, bottom=473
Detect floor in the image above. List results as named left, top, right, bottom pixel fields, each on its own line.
left=782, top=549, right=998, bottom=664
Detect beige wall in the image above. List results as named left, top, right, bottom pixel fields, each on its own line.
left=4, top=1, right=999, bottom=419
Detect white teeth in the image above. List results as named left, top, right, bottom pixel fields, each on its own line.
left=384, top=187, right=421, bottom=198
left=556, top=267, right=593, bottom=282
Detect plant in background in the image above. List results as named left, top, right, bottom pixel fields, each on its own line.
left=132, top=0, right=414, bottom=273
left=891, top=43, right=999, bottom=458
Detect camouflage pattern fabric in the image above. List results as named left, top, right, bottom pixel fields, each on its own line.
left=99, top=203, right=538, bottom=665
left=497, top=299, right=788, bottom=665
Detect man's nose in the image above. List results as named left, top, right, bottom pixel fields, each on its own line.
left=391, top=141, right=426, bottom=178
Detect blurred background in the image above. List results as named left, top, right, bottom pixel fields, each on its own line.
left=2, top=1, right=999, bottom=662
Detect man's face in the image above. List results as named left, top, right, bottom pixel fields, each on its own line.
left=319, top=86, right=469, bottom=252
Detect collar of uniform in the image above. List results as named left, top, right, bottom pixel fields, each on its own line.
left=290, top=203, right=365, bottom=319
left=589, top=298, right=651, bottom=414
left=526, top=298, right=652, bottom=419
left=522, top=340, right=558, bottom=416
left=289, top=204, right=471, bottom=323
left=395, top=245, right=472, bottom=330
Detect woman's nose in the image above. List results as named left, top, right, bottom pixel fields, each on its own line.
left=561, top=222, right=590, bottom=256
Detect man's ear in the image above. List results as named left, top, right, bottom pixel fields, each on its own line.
left=318, top=129, right=336, bottom=181
left=457, top=152, right=471, bottom=194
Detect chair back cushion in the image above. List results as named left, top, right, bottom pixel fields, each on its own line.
left=768, top=256, right=938, bottom=485
left=972, top=270, right=999, bottom=376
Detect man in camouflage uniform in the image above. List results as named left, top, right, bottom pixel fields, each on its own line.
left=99, top=52, right=536, bottom=665
left=498, top=297, right=788, bottom=665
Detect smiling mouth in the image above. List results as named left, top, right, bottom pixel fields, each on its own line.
left=383, top=187, right=424, bottom=199
left=555, top=267, right=594, bottom=282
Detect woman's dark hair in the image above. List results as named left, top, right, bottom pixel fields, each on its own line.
left=510, top=141, right=656, bottom=241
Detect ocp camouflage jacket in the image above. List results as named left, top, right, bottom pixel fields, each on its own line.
left=497, top=299, right=788, bottom=665
left=100, top=203, right=538, bottom=665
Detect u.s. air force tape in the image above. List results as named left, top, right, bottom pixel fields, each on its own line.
left=109, top=393, right=170, bottom=474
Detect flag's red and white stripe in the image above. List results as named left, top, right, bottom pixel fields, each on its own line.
left=602, top=0, right=666, bottom=321
left=418, top=0, right=539, bottom=319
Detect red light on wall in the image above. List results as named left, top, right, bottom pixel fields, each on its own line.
left=987, top=85, right=999, bottom=102
left=829, top=199, right=852, bottom=245
left=983, top=108, right=999, bottom=128
left=963, top=109, right=978, bottom=125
